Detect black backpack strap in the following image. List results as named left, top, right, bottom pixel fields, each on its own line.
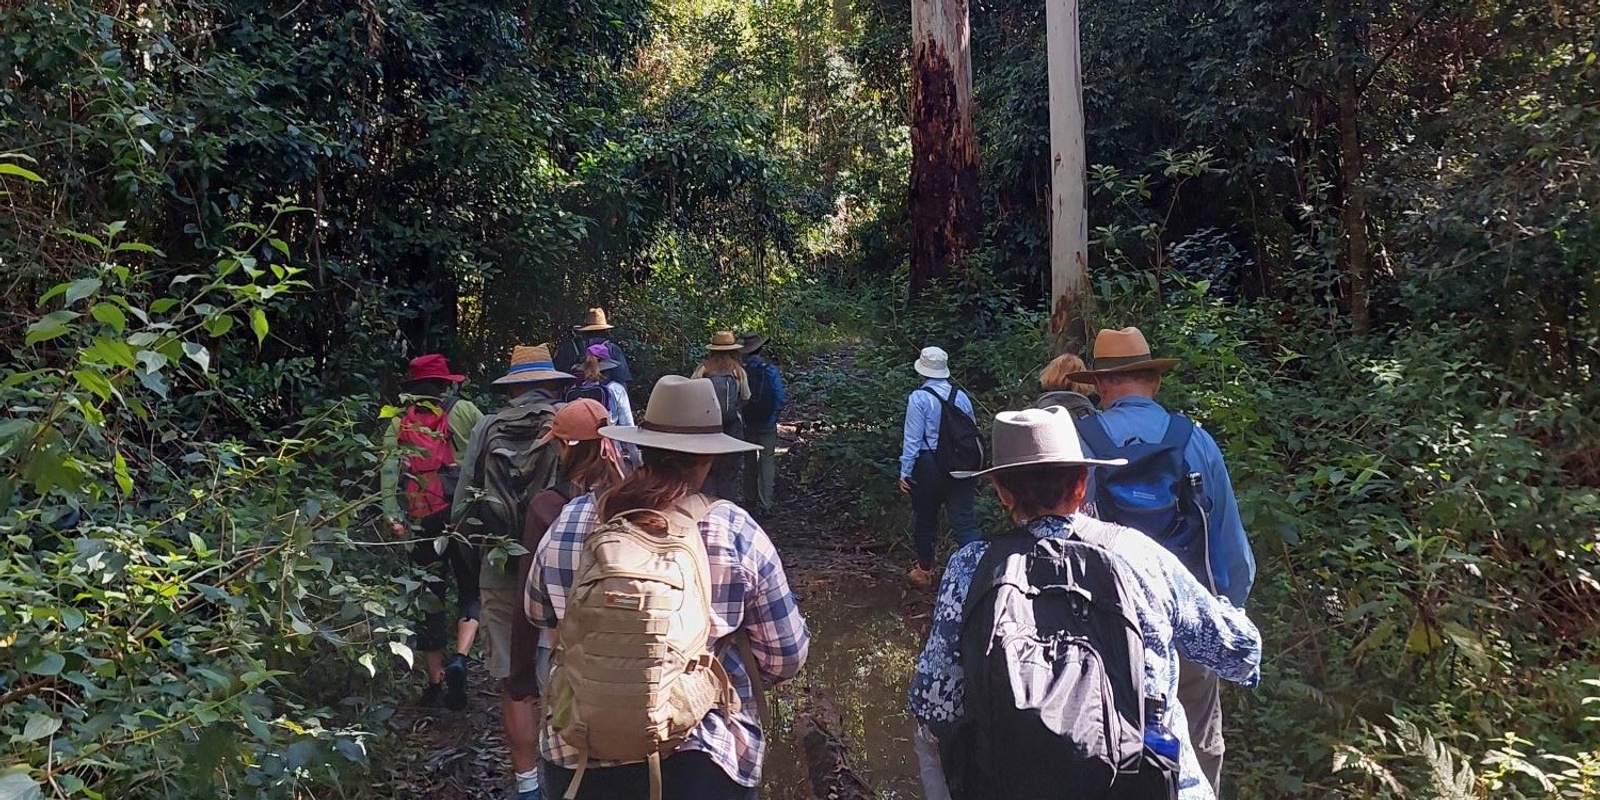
left=1074, top=413, right=1119, bottom=458
left=959, top=528, right=1035, bottom=622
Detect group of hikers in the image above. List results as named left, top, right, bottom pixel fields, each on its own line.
left=382, top=310, right=1260, bottom=800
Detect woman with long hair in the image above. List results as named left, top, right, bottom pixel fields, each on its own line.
left=690, top=331, right=751, bottom=501
left=1034, top=352, right=1100, bottom=417
left=525, top=376, right=810, bottom=800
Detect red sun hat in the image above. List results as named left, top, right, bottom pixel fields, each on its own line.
left=404, top=354, right=467, bottom=384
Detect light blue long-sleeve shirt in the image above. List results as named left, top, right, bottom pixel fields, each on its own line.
left=1085, top=395, right=1256, bottom=606
left=900, top=379, right=975, bottom=478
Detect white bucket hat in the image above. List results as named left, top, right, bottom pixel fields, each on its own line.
left=914, top=346, right=951, bottom=379
left=951, top=406, right=1127, bottom=479
left=601, top=375, right=762, bottom=455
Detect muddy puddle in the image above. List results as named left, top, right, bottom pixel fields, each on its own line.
left=762, top=580, right=932, bottom=800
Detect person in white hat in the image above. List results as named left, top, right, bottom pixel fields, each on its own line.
left=907, top=407, right=1262, bottom=800
left=525, top=376, right=811, bottom=799
left=899, top=346, right=981, bottom=588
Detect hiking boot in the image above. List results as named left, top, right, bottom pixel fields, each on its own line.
left=443, top=653, right=469, bottom=711
left=907, top=565, right=937, bottom=590
left=418, top=681, right=444, bottom=708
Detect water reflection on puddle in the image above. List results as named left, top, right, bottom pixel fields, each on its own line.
left=763, top=580, right=932, bottom=800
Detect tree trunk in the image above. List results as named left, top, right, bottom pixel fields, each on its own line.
left=1046, top=0, right=1092, bottom=351
left=908, top=0, right=979, bottom=299
left=1334, top=15, right=1371, bottom=335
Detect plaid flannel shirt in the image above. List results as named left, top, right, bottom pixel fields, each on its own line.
left=525, top=493, right=810, bottom=787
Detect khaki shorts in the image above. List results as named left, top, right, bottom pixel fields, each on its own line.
left=478, top=585, right=518, bottom=680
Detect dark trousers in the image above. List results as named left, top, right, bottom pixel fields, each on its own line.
left=409, top=511, right=481, bottom=652
left=541, top=751, right=754, bottom=800
left=910, top=452, right=979, bottom=566
left=742, top=429, right=779, bottom=511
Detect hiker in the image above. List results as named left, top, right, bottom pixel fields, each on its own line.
left=526, top=375, right=810, bottom=800
left=380, top=354, right=485, bottom=708
left=899, top=346, right=982, bottom=589
left=739, top=332, right=787, bottom=513
left=506, top=399, right=629, bottom=800
left=1034, top=352, right=1100, bottom=418
left=689, top=331, right=749, bottom=502
left=565, top=342, right=641, bottom=468
left=1065, top=326, right=1257, bottom=792
left=555, top=307, right=634, bottom=385
left=907, top=406, right=1262, bottom=800
left=451, top=345, right=573, bottom=792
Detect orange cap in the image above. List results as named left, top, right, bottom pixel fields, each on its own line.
left=546, top=398, right=610, bottom=445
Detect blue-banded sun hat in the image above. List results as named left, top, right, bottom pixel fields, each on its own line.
left=492, top=344, right=575, bottom=386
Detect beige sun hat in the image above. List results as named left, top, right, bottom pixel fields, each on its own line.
left=492, top=344, right=576, bottom=385
left=600, top=376, right=761, bottom=455
left=575, top=308, right=615, bottom=332
left=951, top=406, right=1126, bottom=480
left=914, top=346, right=951, bottom=379
left=1065, top=327, right=1180, bottom=382
left=706, top=330, right=743, bottom=352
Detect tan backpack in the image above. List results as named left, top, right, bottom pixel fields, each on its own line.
left=548, top=493, right=761, bottom=800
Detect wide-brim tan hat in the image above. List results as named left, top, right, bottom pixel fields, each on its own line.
left=1065, top=326, right=1180, bottom=382
left=492, top=344, right=576, bottom=385
left=739, top=332, right=767, bottom=355
left=915, top=345, right=950, bottom=379
left=601, top=375, right=761, bottom=455
left=575, top=307, right=615, bottom=332
left=952, top=406, right=1126, bottom=480
left=706, top=330, right=743, bottom=352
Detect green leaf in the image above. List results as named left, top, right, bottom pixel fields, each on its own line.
left=0, top=163, right=44, bottom=183
left=0, top=768, right=44, bottom=800
left=150, top=298, right=178, bottom=314
left=250, top=308, right=269, bottom=345
left=358, top=653, right=377, bottom=677
left=73, top=370, right=114, bottom=402
left=24, top=311, right=77, bottom=346
left=90, top=302, right=127, bottom=333
left=241, top=707, right=273, bottom=742
left=26, top=652, right=65, bottom=676
left=113, top=241, right=163, bottom=256
left=63, top=278, right=102, bottom=306
left=205, top=315, right=234, bottom=337
left=60, top=607, right=85, bottom=631
left=268, top=238, right=291, bottom=257
left=181, top=341, right=211, bottom=373
left=81, top=337, right=137, bottom=369
left=389, top=640, right=414, bottom=668
left=20, top=713, right=61, bottom=742
left=113, top=451, right=133, bottom=496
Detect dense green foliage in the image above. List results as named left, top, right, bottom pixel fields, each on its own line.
left=3, top=0, right=1596, bottom=797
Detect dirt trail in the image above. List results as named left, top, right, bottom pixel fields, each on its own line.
left=383, top=347, right=931, bottom=799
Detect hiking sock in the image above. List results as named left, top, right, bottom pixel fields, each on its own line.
left=515, top=769, right=540, bottom=793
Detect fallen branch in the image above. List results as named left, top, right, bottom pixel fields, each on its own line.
left=794, top=689, right=875, bottom=800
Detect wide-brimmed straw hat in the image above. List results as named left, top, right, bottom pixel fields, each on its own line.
left=492, top=344, right=576, bottom=386
left=575, top=308, right=615, bottom=332
left=1065, top=327, right=1180, bottom=382
left=706, top=330, right=743, bottom=352
left=914, top=346, right=951, bottom=379
left=601, top=376, right=761, bottom=455
left=402, top=353, right=466, bottom=385
left=951, top=406, right=1126, bottom=480
left=739, top=332, right=768, bottom=355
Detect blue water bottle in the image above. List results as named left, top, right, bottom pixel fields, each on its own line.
left=1143, top=697, right=1180, bottom=761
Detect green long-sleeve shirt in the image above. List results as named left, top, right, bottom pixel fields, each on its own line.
left=380, top=395, right=485, bottom=521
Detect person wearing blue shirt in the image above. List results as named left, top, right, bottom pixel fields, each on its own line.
left=899, top=346, right=980, bottom=589
left=739, top=333, right=788, bottom=513
left=1065, top=326, right=1257, bottom=793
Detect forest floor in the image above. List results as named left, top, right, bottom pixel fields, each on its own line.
left=381, top=347, right=936, bottom=799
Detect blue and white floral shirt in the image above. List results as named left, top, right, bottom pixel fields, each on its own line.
left=907, top=515, right=1262, bottom=800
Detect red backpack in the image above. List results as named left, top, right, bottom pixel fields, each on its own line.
left=399, top=399, right=460, bottom=518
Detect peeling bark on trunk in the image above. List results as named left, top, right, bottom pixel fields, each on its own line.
left=908, top=0, right=979, bottom=299
left=795, top=691, right=876, bottom=800
left=1046, top=0, right=1092, bottom=352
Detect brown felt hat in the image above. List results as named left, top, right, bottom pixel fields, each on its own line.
left=1065, top=327, right=1180, bottom=382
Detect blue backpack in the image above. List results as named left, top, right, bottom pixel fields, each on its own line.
left=1075, top=414, right=1215, bottom=592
